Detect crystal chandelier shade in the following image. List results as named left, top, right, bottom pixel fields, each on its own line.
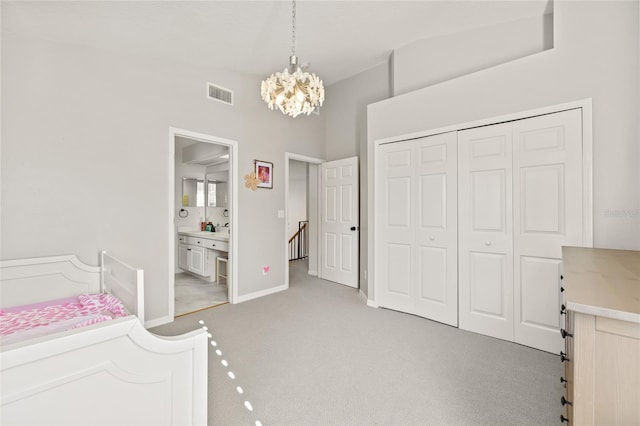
left=260, top=1, right=324, bottom=117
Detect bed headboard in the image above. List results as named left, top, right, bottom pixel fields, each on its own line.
left=100, top=251, right=144, bottom=325
left=0, top=251, right=145, bottom=326
left=0, top=255, right=101, bottom=308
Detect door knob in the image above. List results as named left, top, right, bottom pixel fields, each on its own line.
left=429, top=236, right=435, bottom=241
left=350, top=226, right=359, bottom=231
left=485, top=241, right=492, bottom=246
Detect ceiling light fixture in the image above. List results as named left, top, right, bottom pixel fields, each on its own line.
left=260, top=0, right=324, bottom=117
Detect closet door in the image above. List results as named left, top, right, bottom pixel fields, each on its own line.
left=376, top=140, right=415, bottom=313
left=376, top=133, right=458, bottom=326
left=413, top=133, right=458, bottom=326
left=513, top=108, right=583, bottom=353
left=458, top=123, right=514, bottom=341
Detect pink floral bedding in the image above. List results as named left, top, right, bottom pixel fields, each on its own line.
left=0, top=293, right=128, bottom=339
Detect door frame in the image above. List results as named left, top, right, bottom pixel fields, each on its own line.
left=284, top=152, right=323, bottom=290
left=168, top=127, right=239, bottom=322
left=370, top=98, right=593, bottom=307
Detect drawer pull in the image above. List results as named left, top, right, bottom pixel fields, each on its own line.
left=560, top=376, right=567, bottom=385
left=560, top=414, right=569, bottom=423
left=560, top=304, right=566, bottom=315
left=561, top=329, right=573, bottom=339
left=561, top=396, right=573, bottom=406
left=560, top=351, right=570, bottom=362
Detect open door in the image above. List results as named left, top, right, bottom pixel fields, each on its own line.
left=320, top=156, right=359, bottom=288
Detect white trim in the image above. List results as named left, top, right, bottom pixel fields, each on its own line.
left=581, top=101, right=594, bottom=248
left=236, top=284, right=288, bottom=303
left=366, top=299, right=379, bottom=308
left=369, top=98, right=594, bottom=308
left=169, top=127, right=239, bottom=323
left=375, top=98, right=595, bottom=146
left=307, top=269, right=318, bottom=276
left=284, top=152, right=324, bottom=292
left=358, top=289, right=367, bottom=303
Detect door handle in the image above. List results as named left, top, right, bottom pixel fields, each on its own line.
left=350, top=226, right=359, bottom=231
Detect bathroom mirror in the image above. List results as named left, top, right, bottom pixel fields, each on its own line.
left=207, top=180, right=228, bottom=208
left=182, top=178, right=204, bottom=207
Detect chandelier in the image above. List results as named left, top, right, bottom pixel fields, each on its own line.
left=260, top=0, right=324, bottom=117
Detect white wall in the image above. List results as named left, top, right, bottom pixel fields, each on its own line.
left=323, top=62, right=391, bottom=294
left=1, top=33, right=325, bottom=323
left=367, top=0, right=640, bottom=298
left=393, top=13, right=553, bottom=96
left=287, top=160, right=308, bottom=239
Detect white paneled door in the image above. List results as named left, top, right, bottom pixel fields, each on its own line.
left=376, top=132, right=458, bottom=326
left=458, top=123, right=514, bottom=340
left=513, top=109, right=583, bottom=353
left=321, top=157, right=359, bottom=288
left=459, top=109, right=584, bottom=353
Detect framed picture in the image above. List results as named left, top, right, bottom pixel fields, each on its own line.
left=255, top=160, right=273, bottom=189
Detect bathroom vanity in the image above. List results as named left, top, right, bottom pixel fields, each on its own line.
left=177, top=231, right=229, bottom=282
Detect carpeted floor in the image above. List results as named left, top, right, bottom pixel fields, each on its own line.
left=152, top=260, right=563, bottom=425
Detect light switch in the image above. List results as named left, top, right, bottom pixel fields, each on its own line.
left=277, top=210, right=284, bottom=218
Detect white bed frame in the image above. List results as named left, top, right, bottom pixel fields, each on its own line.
left=0, top=251, right=207, bottom=425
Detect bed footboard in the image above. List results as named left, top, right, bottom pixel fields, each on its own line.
left=1, top=317, right=207, bottom=425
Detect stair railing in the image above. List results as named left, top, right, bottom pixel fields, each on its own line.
left=288, top=220, right=309, bottom=261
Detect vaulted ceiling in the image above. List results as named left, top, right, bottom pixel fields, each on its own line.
left=2, top=0, right=552, bottom=85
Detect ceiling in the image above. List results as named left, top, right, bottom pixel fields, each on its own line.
left=2, top=0, right=552, bottom=86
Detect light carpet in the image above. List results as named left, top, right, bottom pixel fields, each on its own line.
left=152, top=260, right=562, bottom=425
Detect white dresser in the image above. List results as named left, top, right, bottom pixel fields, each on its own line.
left=561, top=247, right=640, bottom=425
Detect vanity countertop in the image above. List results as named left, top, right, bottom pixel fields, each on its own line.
left=178, top=231, right=229, bottom=241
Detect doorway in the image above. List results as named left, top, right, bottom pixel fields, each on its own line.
left=284, top=153, right=322, bottom=290
left=284, top=153, right=360, bottom=290
left=169, top=128, right=238, bottom=320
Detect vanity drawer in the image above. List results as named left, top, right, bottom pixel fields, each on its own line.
left=202, top=239, right=228, bottom=252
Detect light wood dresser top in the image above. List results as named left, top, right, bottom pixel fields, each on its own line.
left=562, top=246, right=640, bottom=323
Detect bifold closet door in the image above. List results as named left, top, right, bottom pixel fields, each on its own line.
left=376, top=132, right=458, bottom=326
left=513, top=109, right=583, bottom=353
left=458, top=123, right=514, bottom=341
left=459, top=108, right=584, bottom=352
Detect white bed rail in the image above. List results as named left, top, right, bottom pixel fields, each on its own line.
left=100, top=250, right=144, bottom=324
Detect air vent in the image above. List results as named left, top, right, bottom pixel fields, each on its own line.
left=207, top=82, right=233, bottom=105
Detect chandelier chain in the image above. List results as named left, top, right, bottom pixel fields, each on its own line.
left=291, top=0, right=296, bottom=57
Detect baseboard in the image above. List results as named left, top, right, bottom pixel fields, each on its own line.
left=359, top=289, right=378, bottom=308
left=307, top=269, right=318, bottom=276
left=145, top=315, right=172, bottom=329
left=236, top=284, right=288, bottom=303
